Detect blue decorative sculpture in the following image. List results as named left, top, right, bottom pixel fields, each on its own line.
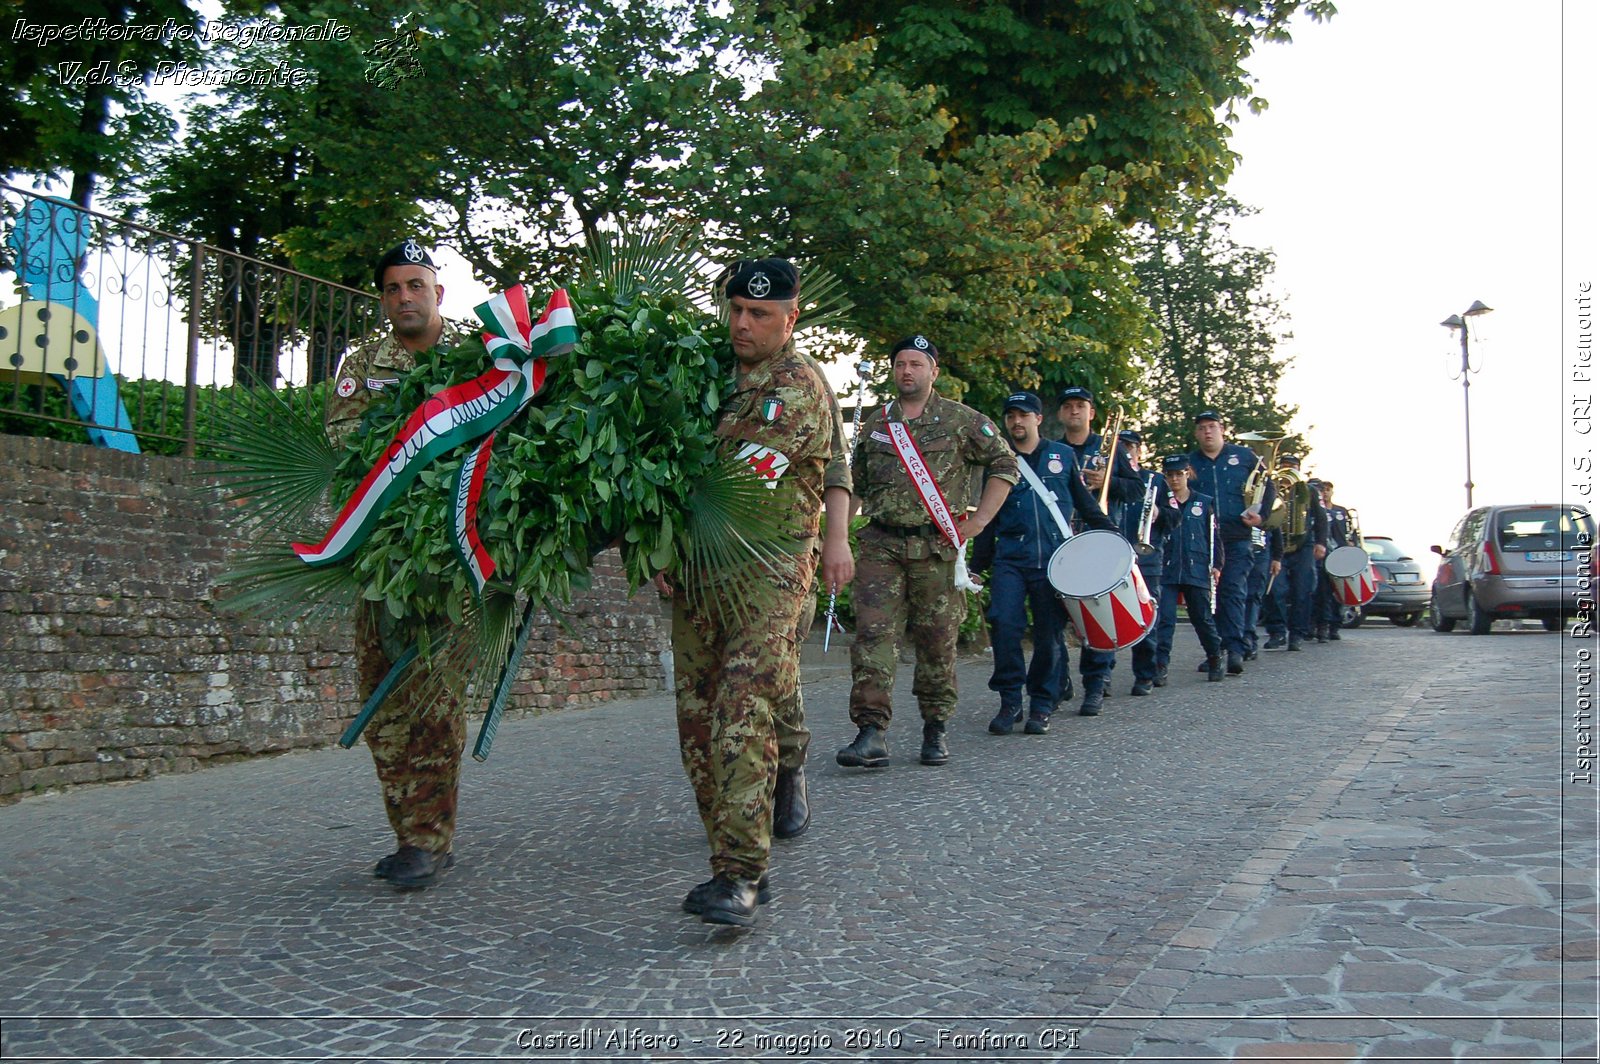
left=5, top=197, right=139, bottom=452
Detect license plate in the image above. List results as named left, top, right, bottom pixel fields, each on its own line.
left=1526, top=550, right=1573, bottom=562
left=1391, top=572, right=1421, bottom=583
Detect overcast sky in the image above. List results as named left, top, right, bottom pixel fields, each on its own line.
left=1223, top=0, right=1591, bottom=555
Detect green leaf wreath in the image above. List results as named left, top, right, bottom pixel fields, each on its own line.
left=208, top=228, right=853, bottom=755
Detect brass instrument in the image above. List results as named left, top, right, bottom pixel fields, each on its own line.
left=1346, top=505, right=1364, bottom=551
left=1274, top=465, right=1313, bottom=552
left=1094, top=410, right=1124, bottom=514
left=1237, top=431, right=1288, bottom=530
left=1133, top=472, right=1160, bottom=556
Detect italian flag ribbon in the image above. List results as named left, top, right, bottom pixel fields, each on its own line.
left=293, top=286, right=578, bottom=595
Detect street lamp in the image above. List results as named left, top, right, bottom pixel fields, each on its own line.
left=1439, top=300, right=1493, bottom=508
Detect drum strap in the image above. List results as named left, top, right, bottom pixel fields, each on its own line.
left=1013, top=450, right=1074, bottom=542
left=883, top=408, right=963, bottom=550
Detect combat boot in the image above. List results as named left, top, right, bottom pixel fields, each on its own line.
left=1079, top=686, right=1104, bottom=716
left=1227, top=651, right=1245, bottom=675
left=836, top=725, right=889, bottom=768
left=697, top=874, right=762, bottom=927
left=684, top=873, right=771, bottom=915
left=1206, top=657, right=1224, bottom=682
left=772, top=766, right=810, bottom=839
left=1326, top=626, right=1341, bottom=641
left=1023, top=712, right=1051, bottom=734
left=1286, top=637, right=1302, bottom=651
left=1130, top=679, right=1153, bottom=696
left=920, top=720, right=949, bottom=765
left=1263, top=634, right=1286, bottom=650
left=386, top=846, right=452, bottom=891
left=375, top=848, right=454, bottom=880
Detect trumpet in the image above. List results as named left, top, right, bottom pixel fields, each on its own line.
left=1133, top=472, right=1160, bottom=556
left=1094, top=410, right=1124, bottom=514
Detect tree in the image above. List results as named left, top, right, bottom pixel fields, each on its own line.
left=1, top=0, right=201, bottom=207
left=781, top=0, right=1337, bottom=224
left=698, top=22, right=1137, bottom=408
left=1128, top=195, right=1300, bottom=458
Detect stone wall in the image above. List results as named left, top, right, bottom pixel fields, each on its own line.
left=0, top=434, right=669, bottom=801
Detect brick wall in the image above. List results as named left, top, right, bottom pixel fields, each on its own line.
left=0, top=434, right=669, bottom=801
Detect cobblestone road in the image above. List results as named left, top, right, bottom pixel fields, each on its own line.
left=1, top=623, right=1593, bottom=1062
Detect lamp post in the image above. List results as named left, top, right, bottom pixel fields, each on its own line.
left=1439, top=300, right=1493, bottom=508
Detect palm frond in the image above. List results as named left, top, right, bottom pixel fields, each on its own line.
left=681, top=451, right=806, bottom=629
left=577, top=222, right=716, bottom=309
left=218, top=544, right=361, bottom=623
left=397, top=586, right=522, bottom=719
left=208, top=386, right=339, bottom=531
left=792, top=262, right=857, bottom=337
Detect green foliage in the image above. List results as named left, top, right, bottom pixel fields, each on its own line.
left=1128, top=195, right=1302, bottom=458
left=0, top=0, right=202, bottom=203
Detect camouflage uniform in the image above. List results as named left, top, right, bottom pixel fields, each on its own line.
left=775, top=348, right=852, bottom=773
left=674, top=346, right=830, bottom=882
left=327, top=320, right=474, bottom=854
left=849, top=394, right=1018, bottom=729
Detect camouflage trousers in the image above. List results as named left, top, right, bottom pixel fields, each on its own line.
left=775, top=580, right=820, bottom=771
left=354, top=607, right=465, bottom=854
left=848, top=526, right=967, bottom=730
left=673, top=562, right=812, bottom=882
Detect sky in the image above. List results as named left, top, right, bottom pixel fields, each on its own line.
left=1220, top=0, right=1591, bottom=557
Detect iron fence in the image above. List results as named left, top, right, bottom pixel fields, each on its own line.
left=0, top=184, right=384, bottom=457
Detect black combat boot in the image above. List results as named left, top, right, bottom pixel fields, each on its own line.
left=772, top=766, right=810, bottom=839
left=920, top=720, right=949, bottom=765
left=684, top=873, right=771, bottom=915
left=385, top=846, right=453, bottom=891
left=697, top=874, right=762, bottom=927
left=1227, top=651, right=1245, bottom=675
left=1206, top=657, right=1224, bottom=682
left=1024, top=711, right=1051, bottom=734
left=836, top=725, right=889, bottom=768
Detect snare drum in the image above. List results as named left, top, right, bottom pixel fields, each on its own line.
left=1046, top=530, right=1158, bottom=651
left=1324, top=544, right=1377, bottom=606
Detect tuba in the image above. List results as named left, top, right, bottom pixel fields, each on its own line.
left=1274, top=466, right=1312, bottom=552
left=1237, top=431, right=1288, bottom=531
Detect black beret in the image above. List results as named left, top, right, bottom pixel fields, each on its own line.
left=1161, top=454, right=1192, bottom=473
left=724, top=258, right=799, bottom=302
left=1059, top=386, right=1094, bottom=405
left=374, top=238, right=437, bottom=289
left=890, top=334, right=939, bottom=362
left=1003, top=391, right=1042, bottom=415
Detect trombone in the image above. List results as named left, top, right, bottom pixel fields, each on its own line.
left=1094, top=410, right=1124, bottom=514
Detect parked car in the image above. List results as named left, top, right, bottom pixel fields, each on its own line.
left=1345, top=535, right=1430, bottom=627
left=1429, top=503, right=1594, bottom=634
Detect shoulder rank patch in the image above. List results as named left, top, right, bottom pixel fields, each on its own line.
left=761, top=397, right=784, bottom=422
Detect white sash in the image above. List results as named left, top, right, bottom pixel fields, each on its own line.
left=1012, top=450, right=1075, bottom=542
left=883, top=407, right=979, bottom=590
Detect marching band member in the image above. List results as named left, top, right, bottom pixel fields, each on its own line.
left=973, top=392, right=1114, bottom=736
left=1273, top=455, right=1329, bottom=650
left=1119, top=432, right=1181, bottom=695
left=1186, top=411, right=1273, bottom=676
left=1055, top=386, right=1141, bottom=715
left=1317, top=480, right=1352, bottom=642
left=1153, top=456, right=1225, bottom=682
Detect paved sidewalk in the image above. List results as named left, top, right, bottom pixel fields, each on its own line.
left=0, top=624, right=1594, bottom=1061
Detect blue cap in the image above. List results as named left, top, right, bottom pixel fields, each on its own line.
left=1118, top=429, right=1142, bottom=444
left=1059, top=386, right=1094, bottom=405
left=1161, top=454, right=1191, bottom=473
left=1003, top=391, right=1042, bottom=415
left=1193, top=409, right=1223, bottom=424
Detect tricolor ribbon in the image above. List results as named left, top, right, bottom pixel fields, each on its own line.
left=293, top=286, right=578, bottom=595
left=882, top=409, right=981, bottom=592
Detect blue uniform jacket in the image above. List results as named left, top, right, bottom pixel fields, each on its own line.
left=1187, top=443, right=1275, bottom=543
left=1162, top=490, right=1225, bottom=587
left=979, top=441, right=1115, bottom=571
left=1116, top=467, right=1181, bottom=575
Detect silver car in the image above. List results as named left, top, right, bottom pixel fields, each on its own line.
left=1429, top=503, right=1594, bottom=634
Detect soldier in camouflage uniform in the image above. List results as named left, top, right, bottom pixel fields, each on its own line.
left=837, top=335, right=1018, bottom=769
left=673, top=259, right=839, bottom=927
left=325, top=239, right=474, bottom=892
left=769, top=346, right=854, bottom=841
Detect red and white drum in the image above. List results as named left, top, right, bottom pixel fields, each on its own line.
left=1325, top=544, right=1377, bottom=606
left=1046, top=529, right=1158, bottom=651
